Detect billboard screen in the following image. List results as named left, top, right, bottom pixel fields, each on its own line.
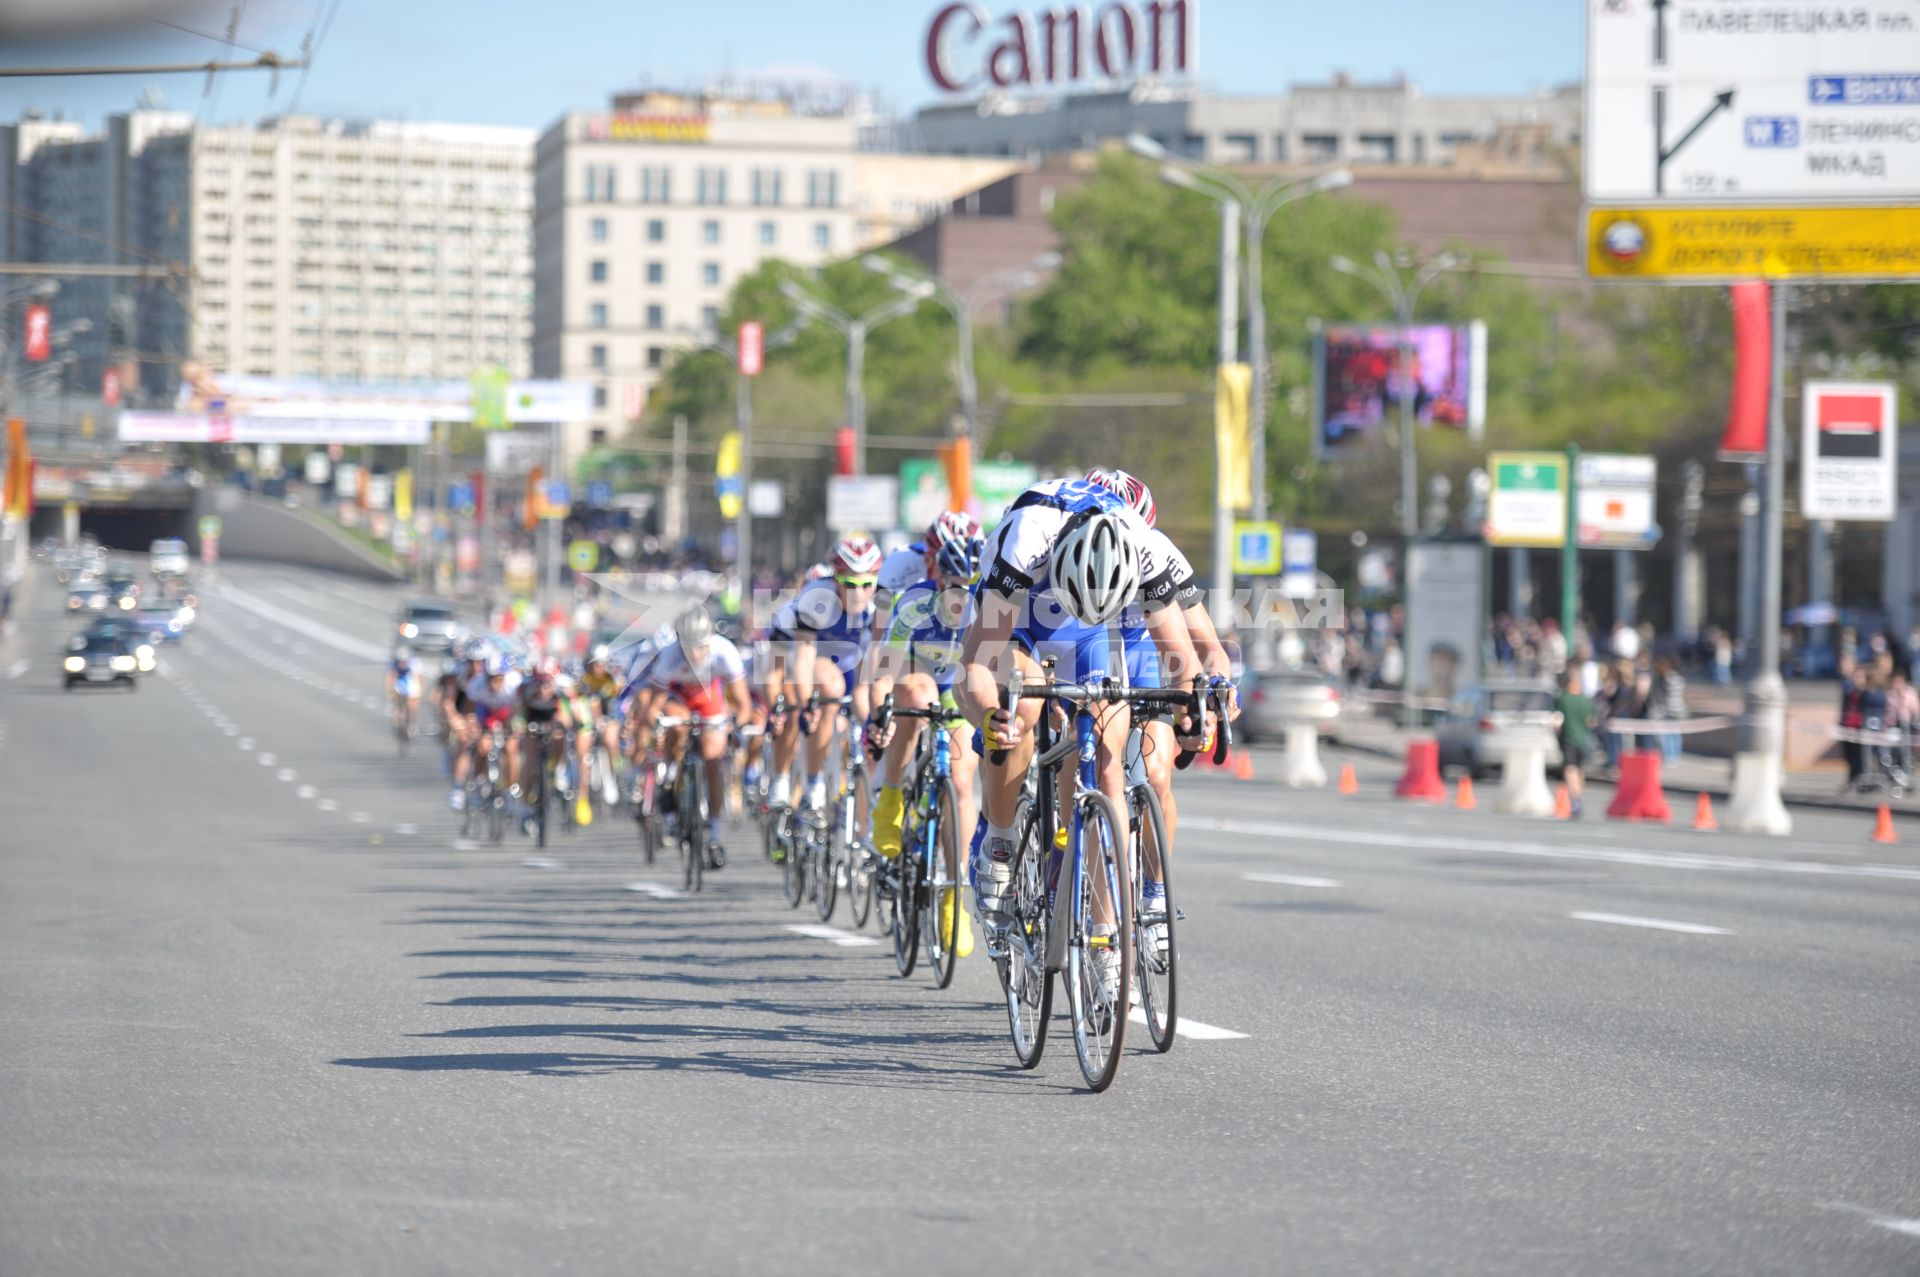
left=1314, top=321, right=1486, bottom=458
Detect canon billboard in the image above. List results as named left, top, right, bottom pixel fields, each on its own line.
left=925, top=1, right=1195, bottom=94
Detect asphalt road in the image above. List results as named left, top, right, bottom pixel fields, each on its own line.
left=3, top=561, right=1918, bottom=1276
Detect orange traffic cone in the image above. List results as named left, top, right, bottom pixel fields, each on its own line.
left=1455, top=774, right=1477, bottom=810
left=1553, top=784, right=1573, bottom=820
left=1232, top=751, right=1254, bottom=781
left=1872, top=804, right=1898, bottom=844
left=1338, top=763, right=1359, bottom=795
left=1692, top=792, right=1718, bottom=831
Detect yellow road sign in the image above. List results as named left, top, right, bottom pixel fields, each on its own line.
left=1586, top=205, right=1920, bottom=282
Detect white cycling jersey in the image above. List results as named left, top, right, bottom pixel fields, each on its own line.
left=642, top=634, right=747, bottom=691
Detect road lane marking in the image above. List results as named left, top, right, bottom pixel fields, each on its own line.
left=238, top=737, right=255, bottom=750
left=784, top=924, right=881, bottom=948
left=277, top=768, right=297, bottom=782
left=296, top=785, right=318, bottom=799
left=394, top=823, right=419, bottom=836
left=258, top=752, right=277, bottom=766
left=6, top=659, right=28, bottom=679
left=350, top=811, right=371, bottom=824
left=1243, top=872, right=1343, bottom=888
left=1821, top=1202, right=1920, bottom=1238
left=318, top=799, right=340, bottom=812
left=523, top=857, right=563, bottom=871
left=219, top=584, right=388, bottom=662
left=625, top=881, right=687, bottom=899
left=452, top=839, right=479, bottom=851
left=1195, top=817, right=1920, bottom=884
left=1570, top=912, right=1730, bottom=936
left=1127, top=1007, right=1248, bottom=1040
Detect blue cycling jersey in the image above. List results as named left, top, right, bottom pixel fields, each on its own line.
left=884, top=579, right=975, bottom=692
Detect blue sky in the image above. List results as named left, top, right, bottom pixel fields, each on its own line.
left=0, top=0, right=1581, bottom=131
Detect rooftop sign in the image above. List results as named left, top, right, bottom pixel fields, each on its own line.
left=925, top=1, right=1195, bottom=94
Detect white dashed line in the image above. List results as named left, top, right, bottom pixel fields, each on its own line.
left=222, top=725, right=238, bottom=736
left=1127, top=1007, right=1248, bottom=1040
left=1243, top=872, right=1343, bottom=889
left=6, top=659, right=28, bottom=679
left=237, top=737, right=255, bottom=751
left=394, top=823, right=419, bottom=836
left=523, top=857, right=563, bottom=871
left=1821, top=1202, right=1920, bottom=1239
left=296, top=785, right=318, bottom=799
left=783, top=924, right=880, bottom=948
left=624, top=881, right=687, bottom=899
left=350, top=811, right=371, bottom=824
left=452, top=839, right=479, bottom=851
left=317, top=799, right=339, bottom=812
left=1569, top=912, right=1730, bottom=936
left=257, top=752, right=277, bottom=766
left=277, top=768, right=297, bottom=782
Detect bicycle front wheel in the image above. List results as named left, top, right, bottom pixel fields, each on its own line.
left=848, top=844, right=876, bottom=930
left=1003, top=793, right=1052, bottom=1070
left=925, top=779, right=962, bottom=991
left=891, top=840, right=920, bottom=978
left=780, top=813, right=806, bottom=909
left=683, top=770, right=706, bottom=893
left=1131, top=784, right=1177, bottom=1053
left=1066, top=790, right=1132, bottom=1093
left=813, top=832, right=838, bottom=921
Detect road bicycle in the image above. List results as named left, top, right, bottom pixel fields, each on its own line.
left=989, top=671, right=1224, bottom=1092
left=870, top=695, right=965, bottom=988
left=462, top=722, right=512, bottom=845
left=656, top=713, right=732, bottom=893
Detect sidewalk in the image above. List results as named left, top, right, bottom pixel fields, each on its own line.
left=1332, top=710, right=1919, bottom=816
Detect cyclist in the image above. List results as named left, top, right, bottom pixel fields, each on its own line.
left=766, top=534, right=882, bottom=816
left=387, top=646, right=422, bottom=738
left=518, top=660, right=566, bottom=830
left=580, top=647, right=625, bottom=805
left=558, top=668, right=601, bottom=826
left=442, top=645, right=484, bottom=809
left=461, top=654, right=522, bottom=811
left=623, top=606, right=753, bottom=865
left=1085, top=467, right=1238, bottom=950
left=874, top=509, right=980, bottom=631
left=869, top=528, right=985, bottom=958
left=957, top=477, right=1208, bottom=994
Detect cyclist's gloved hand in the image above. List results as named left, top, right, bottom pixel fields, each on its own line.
left=1211, top=675, right=1242, bottom=722
left=982, top=708, right=1023, bottom=754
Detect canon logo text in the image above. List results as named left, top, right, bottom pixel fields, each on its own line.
left=925, top=1, right=1195, bottom=94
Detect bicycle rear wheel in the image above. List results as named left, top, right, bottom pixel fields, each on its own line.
left=848, top=844, right=876, bottom=929
left=891, top=836, right=921, bottom=977
left=531, top=750, right=548, bottom=849
left=780, top=812, right=806, bottom=908
left=1066, top=790, right=1132, bottom=1093
left=683, top=768, right=706, bottom=893
left=1131, top=784, right=1177, bottom=1053
left=1002, top=794, right=1052, bottom=1070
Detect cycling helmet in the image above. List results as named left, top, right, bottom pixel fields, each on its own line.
left=675, top=605, right=714, bottom=650
left=935, top=532, right=985, bottom=582
left=1085, top=467, right=1156, bottom=529
left=930, top=509, right=981, bottom=549
left=803, top=562, right=834, bottom=582
left=393, top=645, right=412, bottom=663
left=483, top=654, right=509, bottom=677
left=590, top=644, right=611, bottom=664
left=831, top=534, right=883, bottom=579
left=1052, top=511, right=1141, bottom=626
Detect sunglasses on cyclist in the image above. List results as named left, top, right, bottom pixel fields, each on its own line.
left=836, top=575, right=878, bottom=589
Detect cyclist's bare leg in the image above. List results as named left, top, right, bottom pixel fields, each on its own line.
left=1140, top=718, right=1179, bottom=882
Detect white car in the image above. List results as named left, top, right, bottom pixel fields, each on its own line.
left=149, top=537, right=190, bottom=577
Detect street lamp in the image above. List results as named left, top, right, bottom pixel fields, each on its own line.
left=1127, top=134, right=1351, bottom=523
left=676, top=317, right=804, bottom=582
left=860, top=250, right=1060, bottom=452
left=778, top=275, right=931, bottom=476
left=1328, top=249, right=1464, bottom=539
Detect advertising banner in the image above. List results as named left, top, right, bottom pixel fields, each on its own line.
left=120, top=412, right=429, bottom=446
left=828, top=475, right=899, bottom=532
left=1316, top=322, right=1487, bottom=457
left=1802, top=380, right=1897, bottom=520
left=174, top=367, right=592, bottom=430
left=1575, top=453, right=1660, bottom=549
left=1486, top=451, right=1568, bottom=548
left=898, top=457, right=1036, bottom=531
left=1405, top=540, right=1484, bottom=707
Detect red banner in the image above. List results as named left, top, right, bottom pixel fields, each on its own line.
left=101, top=367, right=122, bottom=407
left=23, top=304, right=50, bottom=362
left=1719, top=281, right=1770, bottom=461
left=738, top=321, right=764, bottom=377
left=834, top=426, right=856, bottom=477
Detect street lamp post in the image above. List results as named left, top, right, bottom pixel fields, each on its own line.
left=677, top=319, right=802, bottom=591
left=861, top=250, right=1060, bottom=453
left=778, top=277, right=932, bottom=477
left=1126, top=135, right=1351, bottom=522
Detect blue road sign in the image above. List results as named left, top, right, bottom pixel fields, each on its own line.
left=1809, top=75, right=1920, bottom=106
left=586, top=481, right=612, bottom=508
left=1744, top=116, right=1799, bottom=147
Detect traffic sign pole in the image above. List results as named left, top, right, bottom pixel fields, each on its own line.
left=1561, top=443, right=1579, bottom=646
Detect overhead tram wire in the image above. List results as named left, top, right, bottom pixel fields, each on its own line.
left=285, top=0, right=344, bottom=117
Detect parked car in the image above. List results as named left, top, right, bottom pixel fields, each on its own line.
left=1434, top=680, right=1564, bottom=778
left=1238, top=667, right=1342, bottom=743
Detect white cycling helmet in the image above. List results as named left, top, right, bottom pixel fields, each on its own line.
left=1051, top=511, right=1141, bottom=626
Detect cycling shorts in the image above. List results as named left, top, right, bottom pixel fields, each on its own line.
left=1009, top=622, right=1121, bottom=686
left=476, top=704, right=513, bottom=731
left=669, top=680, right=725, bottom=719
